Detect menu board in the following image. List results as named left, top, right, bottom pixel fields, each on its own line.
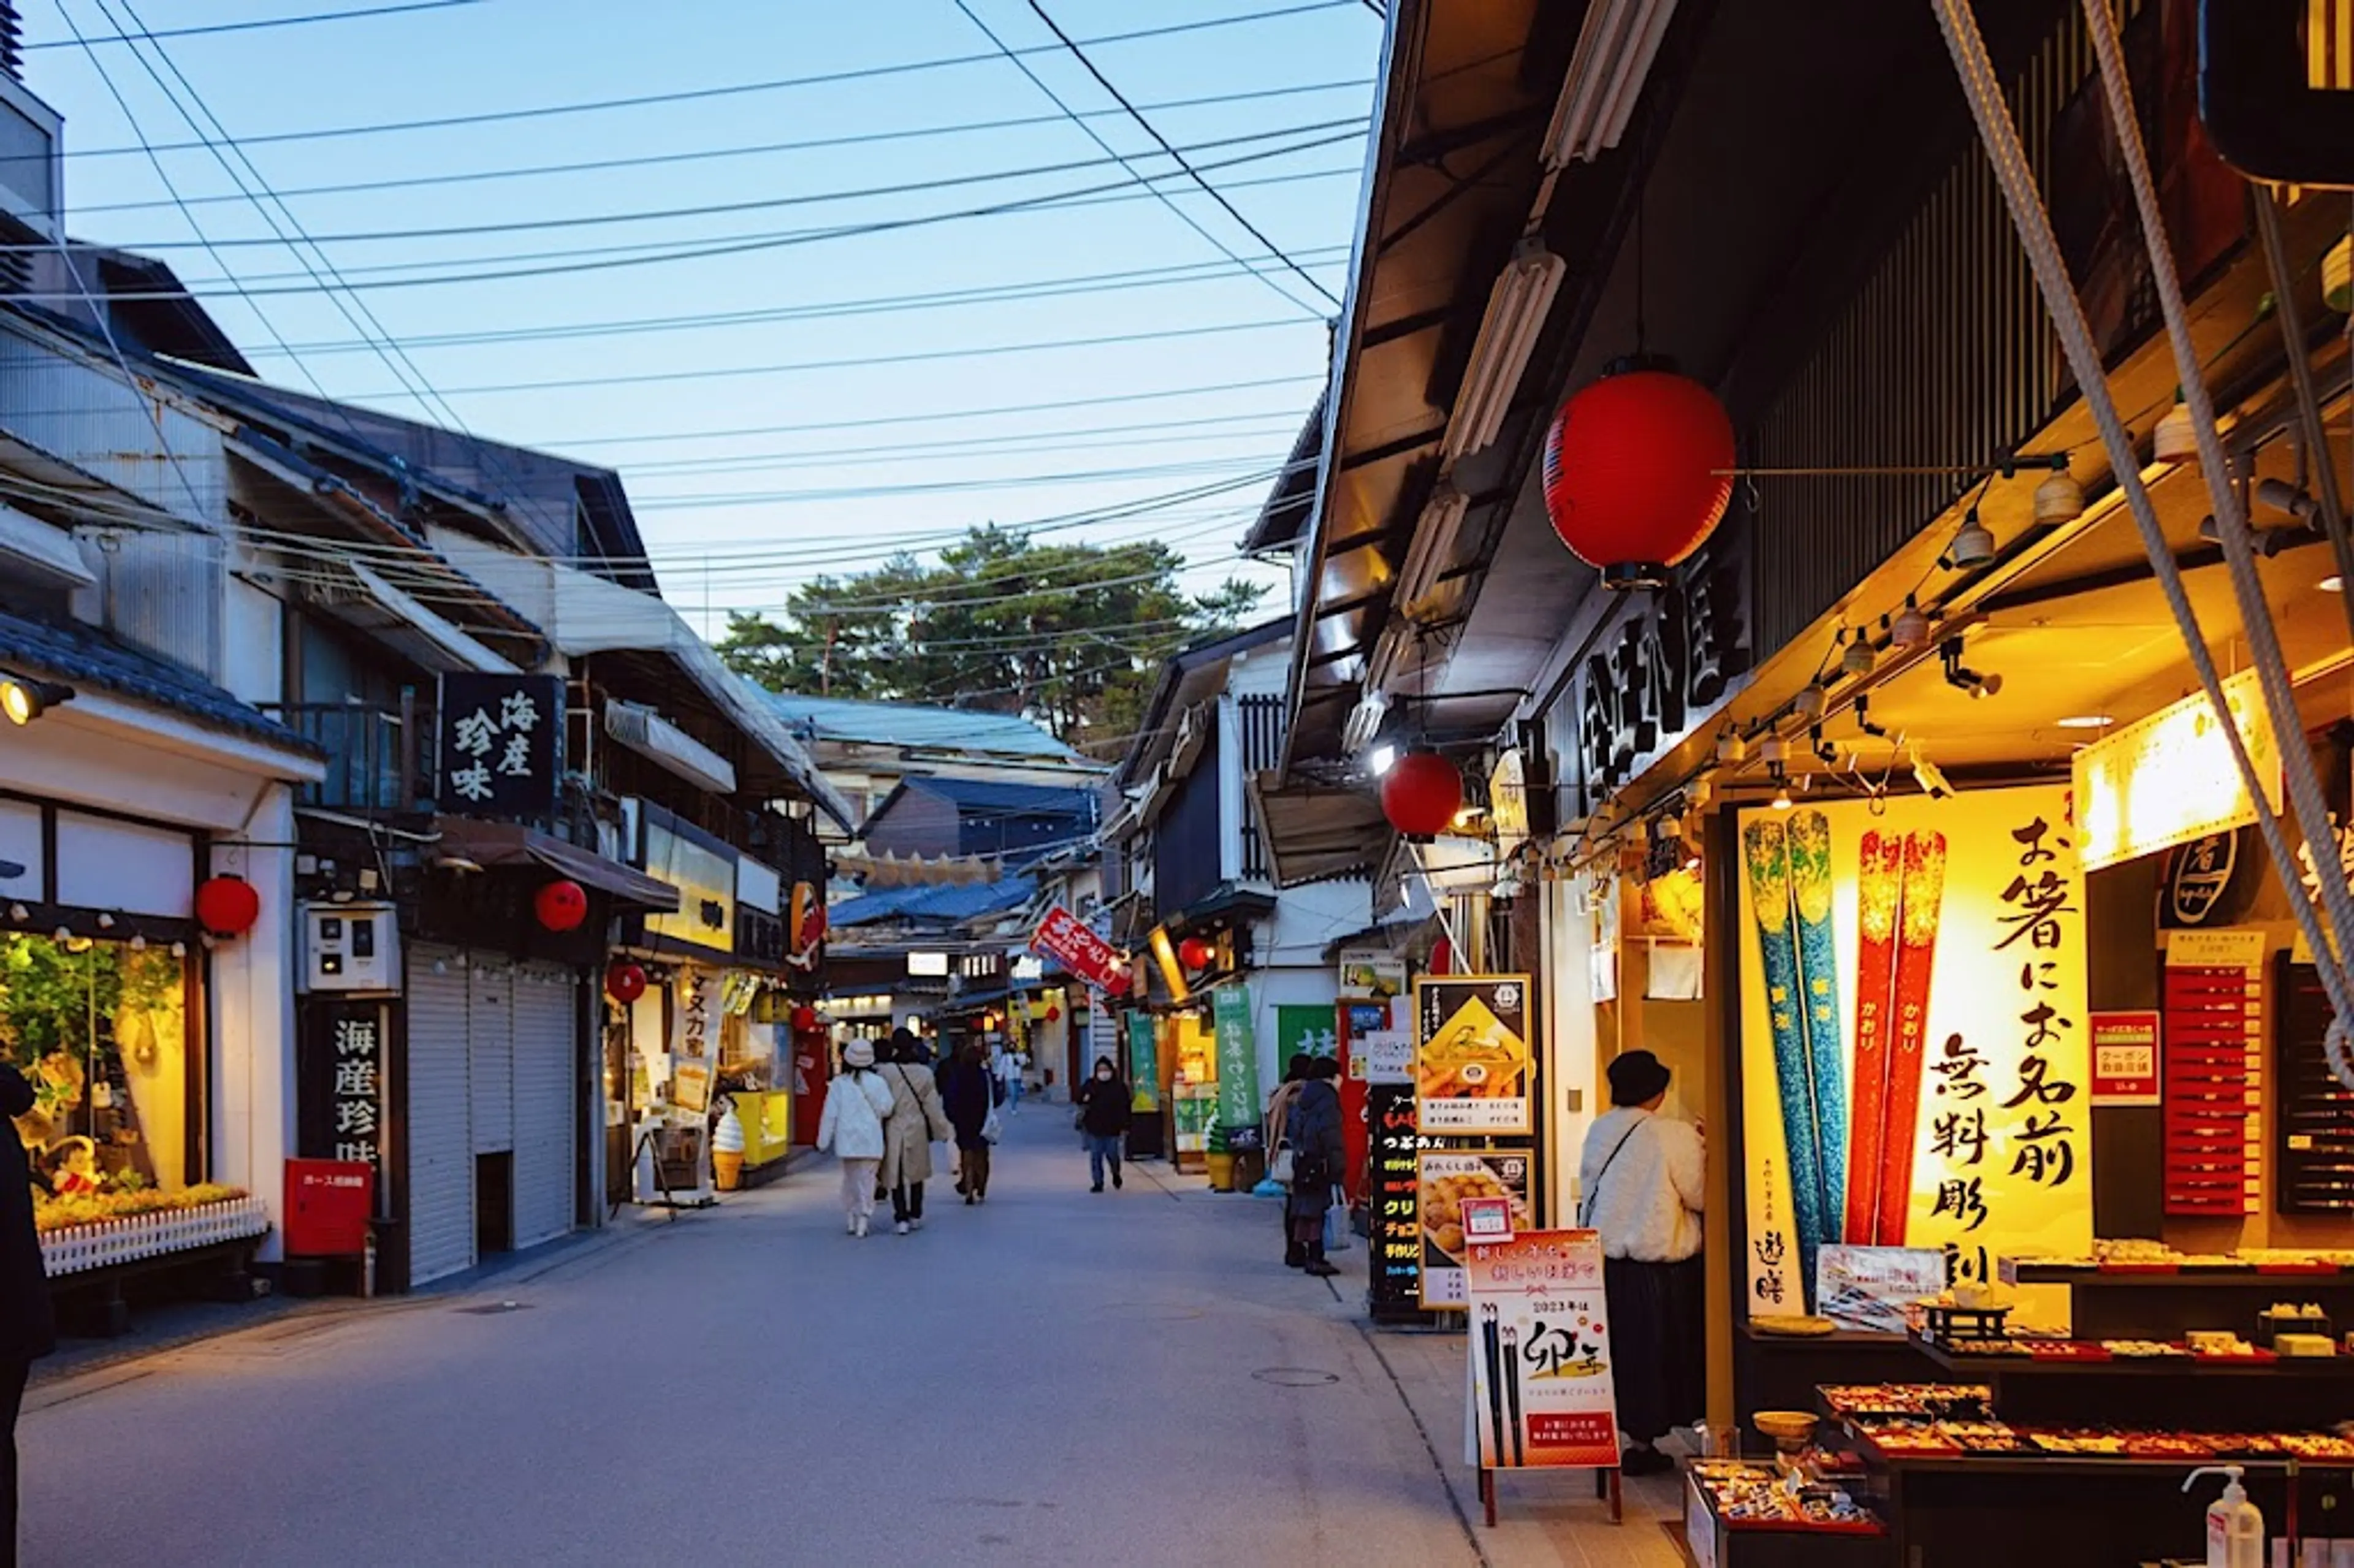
left=2277, top=957, right=2354, bottom=1214
left=2162, top=929, right=2264, bottom=1216
left=1418, top=1148, right=1535, bottom=1309
left=1415, top=976, right=1534, bottom=1135
left=1369, top=1084, right=1450, bottom=1320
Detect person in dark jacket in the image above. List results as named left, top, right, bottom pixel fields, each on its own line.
left=1267, top=1053, right=1314, bottom=1266
left=940, top=1041, right=999, bottom=1205
left=1075, top=1057, right=1132, bottom=1192
left=1284, top=1057, right=1346, bottom=1276
left=1, top=1065, right=56, bottom=1566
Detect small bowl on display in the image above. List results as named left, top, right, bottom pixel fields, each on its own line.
left=1753, top=1410, right=1821, bottom=1454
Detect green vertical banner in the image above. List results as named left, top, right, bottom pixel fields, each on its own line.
left=1212, top=984, right=1259, bottom=1127
left=1276, top=1003, right=1339, bottom=1064
left=1126, top=1011, right=1160, bottom=1109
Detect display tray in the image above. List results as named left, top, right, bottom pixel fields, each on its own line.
left=1686, top=1464, right=1887, bottom=1536
left=1911, top=1338, right=2347, bottom=1377
left=2015, top=1262, right=2354, bottom=1284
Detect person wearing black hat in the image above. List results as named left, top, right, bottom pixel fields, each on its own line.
left=1578, top=1049, right=1705, bottom=1477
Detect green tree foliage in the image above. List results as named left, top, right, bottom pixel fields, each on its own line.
left=717, top=527, right=1267, bottom=749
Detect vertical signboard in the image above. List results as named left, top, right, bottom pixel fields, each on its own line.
left=300, top=999, right=389, bottom=1217
left=1212, top=983, right=1259, bottom=1128
left=437, top=672, right=563, bottom=818
left=1736, top=786, right=2090, bottom=1311
left=1124, top=1011, right=1160, bottom=1110
left=1465, top=1230, right=1621, bottom=1472
left=1415, top=976, right=1534, bottom=1135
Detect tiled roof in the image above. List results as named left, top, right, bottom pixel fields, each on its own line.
left=828, top=873, right=1037, bottom=929
left=902, top=776, right=1102, bottom=819
left=0, top=609, right=316, bottom=753
left=762, top=691, right=1087, bottom=763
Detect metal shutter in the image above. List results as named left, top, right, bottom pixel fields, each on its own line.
left=406, top=945, right=474, bottom=1286
left=509, top=964, right=576, bottom=1249
left=469, top=961, right=514, bottom=1154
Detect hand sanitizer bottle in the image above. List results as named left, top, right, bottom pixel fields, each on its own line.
left=2184, top=1466, right=2265, bottom=1568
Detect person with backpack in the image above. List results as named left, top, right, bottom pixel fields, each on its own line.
left=815, top=1039, right=897, bottom=1238
left=1579, top=1049, right=1705, bottom=1476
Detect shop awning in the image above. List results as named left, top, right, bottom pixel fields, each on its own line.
left=1248, top=774, right=1392, bottom=888
left=432, top=817, right=680, bottom=911
left=310, top=558, right=521, bottom=676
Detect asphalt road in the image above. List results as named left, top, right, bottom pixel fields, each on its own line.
left=21, top=1109, right=1502, bottom=1568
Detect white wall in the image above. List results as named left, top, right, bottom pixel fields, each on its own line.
left=207, top=783, right=300, bottom=1264
left=221, top=569, right=284, bottom=708
left=1547, top=872, right=1600, bottom=1228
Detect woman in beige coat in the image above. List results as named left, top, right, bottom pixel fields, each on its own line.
left=880, top=1028, right=953, bottom=1235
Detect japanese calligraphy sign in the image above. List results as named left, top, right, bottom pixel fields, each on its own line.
left=1463, top=1230, right=1620, bottom=1472
left=1415, top=976, right=1534, bottom=1135
left=1737, top=786, right=2090, bottom=1314
left=1030, top=906, right=1128, bottom=995
left=1419, top=1149, right=1535, bottom=1309
left=2074, top=667, right=2279, bottom=872
left=300, top=1000, right=387, bottom=1214
left=436, top=673, right=563, bottom=818
left=1211, top=984, right=1259, bottom=1129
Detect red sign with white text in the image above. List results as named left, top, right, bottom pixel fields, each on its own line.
left=1030, top=906, right=1128, bottom=995
left=2089, top=1009, right=2162, bottom=1105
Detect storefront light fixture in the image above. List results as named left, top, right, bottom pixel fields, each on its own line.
left=1394, top=482, right=1471, bottom=611
left=2032, top=459, right=2085, bottom=525
left=1840, top=630, right=1875, bottom=679
left=128, top=933, right=146, bottom=951
left=1889, top=597, right=1932, bottom=651
left=1793, top=682, right=1826, bottom=721
left=2324, top=576, right=2344, bottom=593
left=1769, top=770, right=1793, bottom=811
left=1715, top=730, right=1746, bottom=764
left=5, top=904, right=22, bottom=923
left=1943, top=508, right=1995, bottom=569
left=2055, top=714, right=2114, bottom=729
left=169, top=941, right=186, bottom=959
left=2154, top=392, right=2198, bottom=466
left=1367, top=742, right=1399, bottom=778
left=1939, top=637, right=2002, bottom=699
left=1541, top=0, right=1679, bottom=166
left=0, top=672, right=72, bottom=727
left=1442, top=242, right=1567, bottom=462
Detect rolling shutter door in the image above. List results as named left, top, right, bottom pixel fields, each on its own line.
left=469, top=961, right=514, bottom=1154
left=510, top=964, right=576, bottom=1249
left=405, top=945, right=474, bottom=1287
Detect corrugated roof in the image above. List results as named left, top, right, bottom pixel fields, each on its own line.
left=0, top=609, right=316, bottom=753
left=829, top=873, right=1037, bottom=929
left=763, top=691, right=1087, bottom=763
left=904, top=776, right=1102, bottom=818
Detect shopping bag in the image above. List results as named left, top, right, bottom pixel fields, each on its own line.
left=981, top=1105, right=1004, bottom=1144
left=1268, top=1141, right=1296, bottom=1185
left=1322, top=1189, right=1352, bottom=1254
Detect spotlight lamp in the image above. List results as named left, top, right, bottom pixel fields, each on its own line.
left=1853, top=696, right=1889, bottom=740
left=0, top=672, right=73, bottom=727
left=1939, top=637, right=2002, bottom=699
left=1715, top=730, right=1746, bottom=764
left=1769, top=766, right=1794, bottom=810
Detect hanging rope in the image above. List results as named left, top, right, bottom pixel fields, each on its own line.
left=1929, top=0, right=2354, bottom=1087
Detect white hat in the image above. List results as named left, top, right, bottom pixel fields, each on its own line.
left=842, top=1039, right=876, bottom=1068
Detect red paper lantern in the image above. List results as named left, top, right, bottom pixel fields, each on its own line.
left=534, top=879, right=588, bottom=932
left=604, top=961, right=647, bottom=1004
left=1381, top=751, right=1463, bottom=840
left=1542, top=359, right=1735, bottom=589
left=791, top=1003, right=820, bottom=1033
left=192, top=875, right=260, bottom=937
left=1177, top=935, right=1216, bottom=972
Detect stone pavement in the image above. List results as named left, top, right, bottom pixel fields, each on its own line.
left=20, top=1110, right=1685, bottom=1567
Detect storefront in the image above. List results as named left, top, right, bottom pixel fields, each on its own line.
left=0, top=622, right=321, bottom=1326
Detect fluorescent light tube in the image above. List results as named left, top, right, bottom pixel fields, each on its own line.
left=1441, top=243, right=1566, bottom=462
left=1393, top=482, right=1471, bottom=610
left=1542, top=0, right=1678, bottom=167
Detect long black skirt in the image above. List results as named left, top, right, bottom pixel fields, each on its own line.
left=1603, top=1254, right=1706, bottom=1444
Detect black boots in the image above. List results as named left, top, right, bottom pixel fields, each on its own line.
left=1303, top=1244, right=1338, bottom=1277
left=1284, top=1243, right=1308, bottom=1268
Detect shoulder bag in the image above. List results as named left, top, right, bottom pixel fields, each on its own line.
left=1575, top=1116, right=1646, bottom=1229
left=980, top=1068, right=1004, bottom=1144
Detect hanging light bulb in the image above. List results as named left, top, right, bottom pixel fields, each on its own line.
left=1715, top=731, right=1746, bottom=764
left=2155, top=392, right=2197, bottom=466
left=2033, top=459, right=2085, bottom=524
left=1842, top=633, right=1876, bottom=679
left=1769, top=769, right=1794, bottom=811
left=1946, top=508, right=1995, bottom=569
left=1794, top=682, right=1827, bottom=721
left=170, top=941, right=187, bottom=959
left=50, top=926, right=69, bottom=943
left=6, top=904, right=23, bottom=923
left=1759, top=735, right=1788, bottom=765
left=129, top=933, right=147, bottom=951
left=1889, top=596, right=1932, bottom=650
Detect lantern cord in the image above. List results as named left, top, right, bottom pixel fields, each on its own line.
left=1633, top=192, right=1647, bottom=357
left=1932, top=0, right=2354, bottom=1087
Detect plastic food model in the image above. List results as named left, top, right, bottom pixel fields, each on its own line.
left=1421, top=1167, right=1532, bottom=1260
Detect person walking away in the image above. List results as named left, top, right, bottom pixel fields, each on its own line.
left=1285, top=1057, right=1346, bottom=1276
left=1, top=1066, right=53, bottom=1567
left=1266, top=1054, right=1312, bottom=1266
left=941, top=1042, right=999, bottom=1204
left=814, top=1040, right=896, bottom=1238
left=1075, top=1057, right=1131, bottom=1191
left=1579, top=1049, right=1705, bottom=1477
left=880, top=1029, right=953, bottom=1235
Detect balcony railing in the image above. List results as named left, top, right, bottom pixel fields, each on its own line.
left=257, top=699, right=433, bottom=815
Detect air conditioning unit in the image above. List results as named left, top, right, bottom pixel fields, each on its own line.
left=299, top=902, right=401, bottom=995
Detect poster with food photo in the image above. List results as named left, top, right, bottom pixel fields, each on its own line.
left=1418, top=1149, right=1534, bottom=1309
left=1414, top=975, right=1534, bottom=1134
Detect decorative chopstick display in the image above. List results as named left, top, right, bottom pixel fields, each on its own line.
left=1789, top=811, right=1851, bottom=1249
left=1846, top=831, right=1904, bottom=1244
left=1878, top=831, right=1946, bottom=1247
left=1743, top=818, right=1834, bottom=1301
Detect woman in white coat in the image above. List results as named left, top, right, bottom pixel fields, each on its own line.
left=816, top=1038, right=896, bottom=1238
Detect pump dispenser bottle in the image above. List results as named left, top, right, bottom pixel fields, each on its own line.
left=2183, top=1466, right=2265, bottom=1568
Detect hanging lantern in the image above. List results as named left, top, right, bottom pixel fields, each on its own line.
left=193, top=875, right=260, bottom=937
left=1542, top=357, right=1736, bottom=589
left=1381, top=750, right=1464, bottom=840
left=790, top=1003, right=820, bottom=1033
left=604, top=961, right=647, bottom=1004
left=534, top=879, right=588, bottom=932
left=1177, top=935, right=1217, bottom=972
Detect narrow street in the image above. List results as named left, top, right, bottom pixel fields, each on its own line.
left=20, top=1115, right=1675, bottom=1568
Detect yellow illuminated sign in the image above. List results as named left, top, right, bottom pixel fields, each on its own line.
left=2074, top=668, right=2280, bottom=873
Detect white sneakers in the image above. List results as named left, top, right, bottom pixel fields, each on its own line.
left=894, top=1220, right=912, bottom=1236
left=846, top=1214, right=858, bottom=1235
left=852, top=1216, right=869, bottom=1238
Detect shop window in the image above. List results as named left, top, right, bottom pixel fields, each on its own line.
left=2, top=934, right=198, bottom=1228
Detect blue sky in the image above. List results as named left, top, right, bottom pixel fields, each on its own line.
left=16, top=0, right=1378, bottom=631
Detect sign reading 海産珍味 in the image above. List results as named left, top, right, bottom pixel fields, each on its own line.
left=437, top=672, right=563, bottom=818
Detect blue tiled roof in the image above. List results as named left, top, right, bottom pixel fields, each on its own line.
left=829, top=873, right=1036, bottom=929
left=902, top=776, right=1101, bottom=818
left=762, top=691, right=1087, bottom=763
left=0, top=610, right=315, bottom=753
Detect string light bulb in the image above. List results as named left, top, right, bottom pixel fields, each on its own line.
left=1842, top=634, right=1875, bottom=679
left=1889, top=596, right=1931, bottom=650
left=2155, top=392, right=2197, bottom=466
left=2033, top=459, right=2085, bottom=524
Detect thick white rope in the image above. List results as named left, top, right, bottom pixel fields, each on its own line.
left=1928, top=0, right=2354, bottom=1088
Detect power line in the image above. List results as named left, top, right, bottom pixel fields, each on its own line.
left=1024, top=0, right=1343, bottom=310
left=67, top=78, right=1373, bottom=218
left=62, top=1, right=1359, bottom=159
left=952, top=0, right=1327, bottom=321
left=27, top=0, right=483, bottom=48
left=44, top=114, right=1366, bottom=253
left=613, top=419, right=1304, bottom=479
left=627, top=454, right=1321, bottom=513
left=13, top=143, right=1361, bottom=300
left=328, top=316, right=1318, bottom=403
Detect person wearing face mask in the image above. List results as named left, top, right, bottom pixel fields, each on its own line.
left=1073, top=1056, right=1132, bottom=1192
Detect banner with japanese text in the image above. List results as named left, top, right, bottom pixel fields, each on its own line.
left=1211, top=983, right=1259, bottom=1128
left=1735, top=786, right=2090, bottom=1313
left=1463, top=1229, right=1621, bottom=1471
